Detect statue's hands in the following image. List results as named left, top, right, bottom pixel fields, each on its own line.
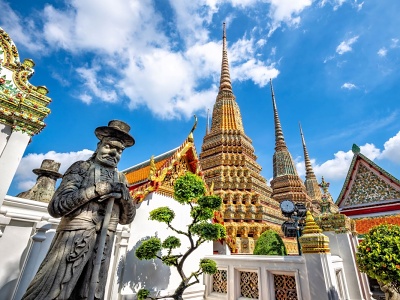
left=95, top=181, right=130, bottom=202
left=110, top=182, right=131, bottom=201
left=95, top=182, right=112, bottom=196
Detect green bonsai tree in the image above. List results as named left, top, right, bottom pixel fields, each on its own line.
left=135, top=172, right=226, bottom=300
left=356, top=224, right=400, bottom=293
left=253, top=229, right=287, bottom=255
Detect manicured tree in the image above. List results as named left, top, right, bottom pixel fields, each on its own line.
left=253, top=229, right=287, bottom=256
left=135, top=172, right=226, bottom=300
left=356, top=224, right=400, bottom=293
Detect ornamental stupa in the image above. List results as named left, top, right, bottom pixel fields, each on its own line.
left=299, top=123, right=322, bottom=212
left=199, top=24, right=285, bottom=253
left=269, top=80, right=313, bottom=207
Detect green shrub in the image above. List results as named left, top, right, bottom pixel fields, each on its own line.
left=253, top=229, right=287, bottom=255
left=135, top=172, right=225, bottom=300
left=356, top=224, right=400, bottom=293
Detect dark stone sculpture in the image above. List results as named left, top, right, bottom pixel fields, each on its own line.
left=16, top=159, right=63, bottom=202
left=22, top=120, right=136, bottom=300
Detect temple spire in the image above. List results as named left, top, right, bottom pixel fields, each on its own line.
left=299, top=122, right=315, bottom=179
left=270, top=79, right=286, bottom=151
left=219, top=22, right=233, bottom=93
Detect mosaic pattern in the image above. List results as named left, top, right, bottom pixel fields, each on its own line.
left=199, top=26, right=285, bottom=253
left=270, top=82, right=314, bottom=210
left=240, top=271, right=259, bottom=299
left=125, top=136, right=202, bottom=202
left=0, top=27, right=51, bottom=136
left=274, top=274, right=298, bottom=300
left=299, top=211, right=330, bottom=254
left=343, top=164, right=400, bottom=206
left=212, top=269, right=227, bottom=293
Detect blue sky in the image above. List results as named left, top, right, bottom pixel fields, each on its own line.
left=1, top=0, right=399, bottom=200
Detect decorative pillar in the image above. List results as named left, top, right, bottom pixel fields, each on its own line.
left=0, top=129, right=31, bottom=205
left=106, top=225, right=131, bottom=300
left=0, top=27, right=53, bottom=207
left=11, top=221, right=55, bottom=300
left=299, top=211, right=338, bottom=300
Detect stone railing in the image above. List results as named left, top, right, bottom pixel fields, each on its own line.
left=203, top=254, right=311, bottom=300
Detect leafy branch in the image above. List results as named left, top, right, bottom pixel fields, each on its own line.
left=135, top=172, right=225, bottom=300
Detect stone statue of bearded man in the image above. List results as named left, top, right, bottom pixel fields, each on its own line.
left=22, top=120, right=136, bottom=300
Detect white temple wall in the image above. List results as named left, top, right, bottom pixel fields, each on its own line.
left=0, top=193, right=212, bottom=300
left=325, top=231, right=372, bottom=300
left=0, top=196, right=59, bottom=300
left=116, top=192, right=212, bottom=300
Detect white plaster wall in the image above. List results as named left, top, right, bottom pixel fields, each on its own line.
left=0, top=196, right=59, bottom=300
left=204, top=255, right=311, bottom=300
left=325, top=232, right=372, bottom=300
left=119, top=192, right=212, bottom=299
left=0, top=219, right=33, bottom=299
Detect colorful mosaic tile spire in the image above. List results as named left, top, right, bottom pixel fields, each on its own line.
left=269, top=80, right=312, bottom=205
left=299, top=123, right=322, bottom=207
left=200, top=24, right=284, bottom=253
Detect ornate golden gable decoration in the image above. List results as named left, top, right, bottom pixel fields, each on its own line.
left=127, top=119, right=205, bottom=203
left=0, top=27, right=51, bottom=136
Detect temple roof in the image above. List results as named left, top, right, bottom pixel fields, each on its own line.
left=0, top=27, right=52, bottom=136
left=123, top=131, right=202, bottom=202
left=336, top=144, right=400, bottom=214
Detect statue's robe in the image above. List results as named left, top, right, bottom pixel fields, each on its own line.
left=22, top=160, right=136, bottom=300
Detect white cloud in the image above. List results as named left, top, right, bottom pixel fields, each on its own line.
left=356, top=1, right=364, bottom=11
left=377, top=48, right=387, bottom=57
left=336, top=36, right=359, bottom=55
left=14, top=150, right=94, bottom=192
left=319, top=0, right=348, bottom=11
left=380, top=131, right=400, bottom=163
left=0, top=2, right=45, bottom=52
left=391, top=38, right=399, bottom=48
left=295, top=132, right=400, bottom=183
left=3, top=0, right=287, bottom=120
left=76, top=66, right=118, bottom=103
left=313, top=150, right=354, bottom=180
left=341, top=82, right=357, bottom=89
left=267, top=0, right=312, bottom=35
left=232, top=59, right=279, bottom=87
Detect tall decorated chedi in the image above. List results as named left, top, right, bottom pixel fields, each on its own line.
left=0, top=27, right=52, bottom=205
left=199, top=24, right=284, bottom=254
left=269, top=80, right=313, bottom=207
left=299, top=123, right=322, bottom=212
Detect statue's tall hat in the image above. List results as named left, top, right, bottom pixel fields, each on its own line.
left=33, top=159, right=63, bottom=178
left=95, top=120, right=135, bottom=147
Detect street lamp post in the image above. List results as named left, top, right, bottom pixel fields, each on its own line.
left=280, top=200, right=307, bottom=256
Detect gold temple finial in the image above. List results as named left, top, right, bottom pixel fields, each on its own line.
left=188, top=115, right=197, bottom=142
left=148, top=155, right=156, bottom=180
left=270, top=79, right=286, bottom=151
